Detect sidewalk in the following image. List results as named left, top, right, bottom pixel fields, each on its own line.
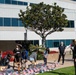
left=25, top=53, right=74, bottom=70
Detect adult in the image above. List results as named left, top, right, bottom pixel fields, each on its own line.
left=29, top=49, right=38, bottom=65
left=21, top=47, right=29, bottom=68
left=13, top=44, right=22, bottom=63
left=43, top=47, right=49, bottom=65
left=0, top=51, right=2, bottom=66
left=70, top=40, right=75, bottom=58
left=73, top=40, right=76, bottom=75
left=58, top=41, right=66, bottom=65
left=22, top=47, right=28, bottom=61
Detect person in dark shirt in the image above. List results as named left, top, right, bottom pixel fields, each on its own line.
left=58, top=41, right=66, bottom=65
left=73, top=40, right=76, bottom=75
left=13, top=44, right=22, bottom=63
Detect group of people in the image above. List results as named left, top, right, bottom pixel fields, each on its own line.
left=13, top=44, right=50, bottom=70
left=0, top=40, right=76, bottom=75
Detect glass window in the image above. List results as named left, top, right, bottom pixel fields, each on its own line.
left=34, top=40, right=39, bottom=45
left=53, top=41, right=59, bottom=47
left=67, top=20, right=74, bottom=28
left=18, top=20, right=23, bottom=27
left=45, top=40, right=53, bottom=48
left=65, top=40, right=71, bottom=46
left=70, top=21, right=74, bottom=28
left=12, top=0, right=17, bottom=5
left=18, top=1, right=23, bottom=5
left=5, top=0, right=11, bottom=4
left=0, top=0, right=5, bottom=3
left=24, top=2, right=28, bottom=5
left=12, top=18, right=18, bottom=26
left=4, top=18, right=10, bottom=26
left=0, top=17, right=3, bottom=26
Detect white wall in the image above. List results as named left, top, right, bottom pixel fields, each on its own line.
left=0, top=31, right=24, bottom=40
left=0, top=30, right=75, bottom=40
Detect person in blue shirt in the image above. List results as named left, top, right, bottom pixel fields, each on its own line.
left=22, top=48, right=28, bottom=62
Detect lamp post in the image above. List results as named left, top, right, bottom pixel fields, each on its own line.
left=24, top=27, right=27, bottom=40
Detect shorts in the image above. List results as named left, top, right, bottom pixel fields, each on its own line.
left=29, top=57, right=34, bottom=61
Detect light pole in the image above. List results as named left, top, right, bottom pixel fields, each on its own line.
left=24, top=27, right=27, bottom=40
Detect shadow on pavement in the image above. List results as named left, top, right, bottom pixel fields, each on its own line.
left=64, top=59, right=73, bottom=62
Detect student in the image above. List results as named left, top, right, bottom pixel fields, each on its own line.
left=58, top=41, right=66, bottom=65
left=22, top=47, right=28, bottom=62
left=43, top=47, right=49, bottom=65
left=29, top=49, right=38, bottom=65
left=13, top=44, right=22, bottom=63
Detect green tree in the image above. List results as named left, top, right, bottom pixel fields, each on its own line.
left=18, top=2, right=68, bottom=47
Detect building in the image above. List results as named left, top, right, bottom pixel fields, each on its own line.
left=0, top=0, right=76, bottom=50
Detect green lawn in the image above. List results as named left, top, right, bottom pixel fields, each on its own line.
left=38, top=66, right=75, bottom=75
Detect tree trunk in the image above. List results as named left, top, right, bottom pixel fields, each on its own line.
left=42, top=37, right=46, bottom=48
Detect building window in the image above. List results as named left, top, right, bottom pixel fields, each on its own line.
left=4, top=18, right=11, bottom=26
left=65, top=40, right=71, bottom=46
left=18, top=20, right=23, bottom=26
left=45, top=40, right=53, bottom=48
left=12, top=0, right=17, bottom=5
left=18, top=1, right=24, bottom=5
left=53, top=41, right=59, bottom=47
left=0, top=18, right=3, bottom=26
left=0, top=0, right=5, bottom=3
left=67, top=20, right=74, bottom=28
left=5, top=0, right=12, bottom=4
left=24, top=2, right=28, bottom=5
left=33, top=40, right=39, bottom=45
left=12, top=18, right=18, bottom=26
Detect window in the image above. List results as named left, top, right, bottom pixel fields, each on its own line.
left=18, top=20, right=23, bottom=26
left=0, top=18, right=3, bottom=26
left=65, top=40, right=71, bottom=46
left=54, top=42, right=59, bottom=47
left=45, top=40, right=53, bottom=47
left=18, top=1, right=23, bottom=5
left=5, top=0, right=12, bottom=4
left=12, top=18, right=18, bottom=26
left=4, top=18, right=10, bottom=26
left=34, top=40, right=39, bottom=45
left=70, top=21, right=74, bottom=28
left=24, top=2, right=28, bottom=5
left=67, top=20, right=74, bottom=28
left=0, top=0, right=5, bottom=3
left=12, top=0, right=17, bottom=5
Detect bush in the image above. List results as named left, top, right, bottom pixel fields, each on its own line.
left=29, top=44, right=45, bottom=60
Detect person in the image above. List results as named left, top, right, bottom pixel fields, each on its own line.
left=0, top=51, right=2, bottom=66
left=21, top=47, right=29, bottom=70
left=73, top=40, right=76, bottom=75
left=58, top=41, right=66, bottom=65
left=70, top=40, right=75, bottom=58
left=13, top=44, right=22, bottom=70
left=43, top=47, right=49, bottom=65
left=13, top=44, right=22, bottom=63
left=22, top=47, right=28, bottom=62
left=29, top=49, right=38, bottom=65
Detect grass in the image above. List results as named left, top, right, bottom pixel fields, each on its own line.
left=38, top=66, right=75, bottom=75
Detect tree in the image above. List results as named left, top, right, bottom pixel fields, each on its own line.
left=18, top=2, right=68, bottom=47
